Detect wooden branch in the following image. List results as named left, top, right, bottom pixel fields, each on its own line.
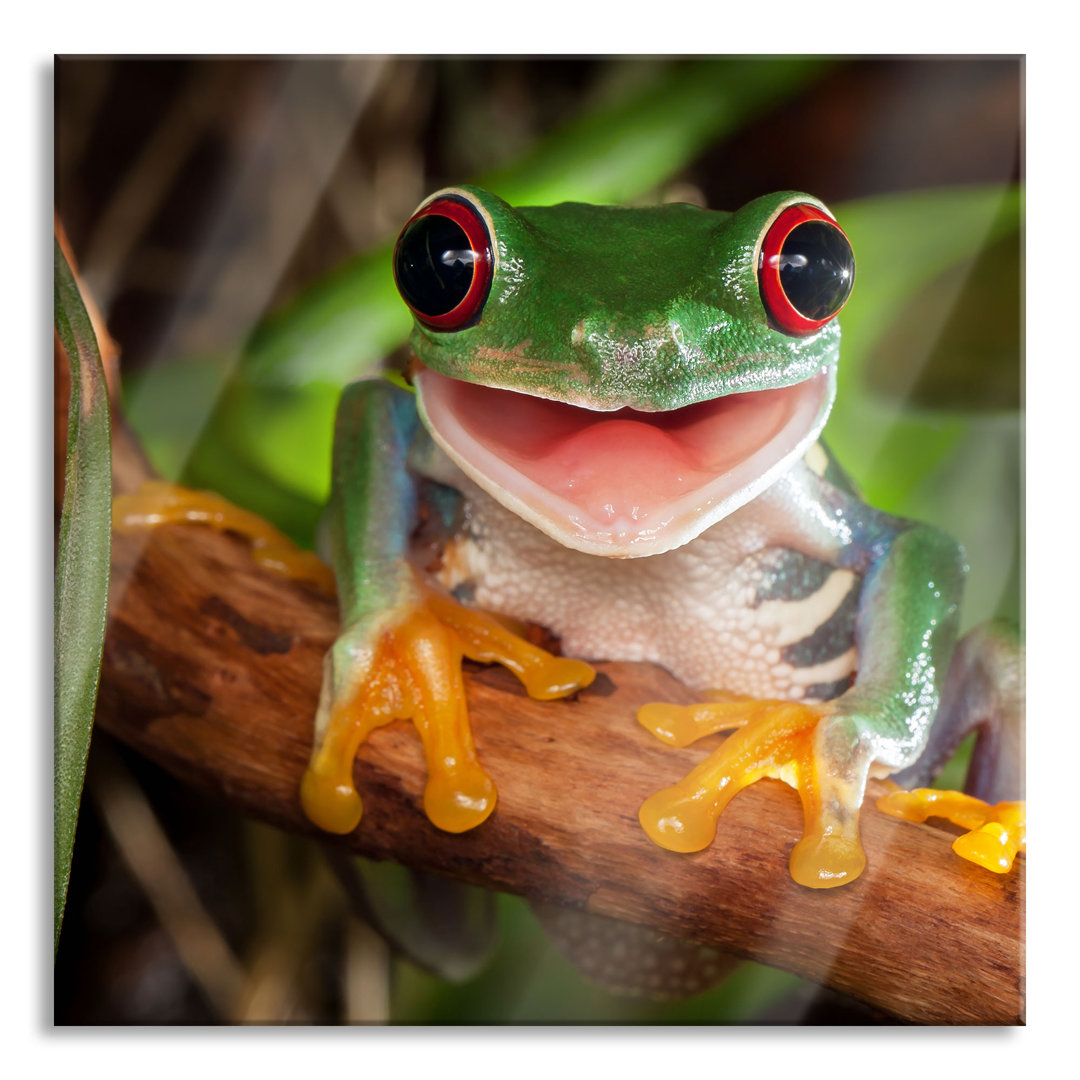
left=93, top=423, right=1024, bottom=1025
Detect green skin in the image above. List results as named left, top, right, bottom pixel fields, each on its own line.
left=317, top=186, right=1002, bottom=886
left=408, top=187, right=840, bottom=409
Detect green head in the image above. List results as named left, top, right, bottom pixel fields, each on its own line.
left=391, top=187, right=854, bottom=556
left=393, top=185, right=852, bottom=411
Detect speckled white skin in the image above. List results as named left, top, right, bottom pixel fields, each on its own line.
left=420, top=447, right=858, bottom=702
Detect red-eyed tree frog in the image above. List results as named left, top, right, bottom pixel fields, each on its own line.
left=117, top=186, right=1025, bottom=889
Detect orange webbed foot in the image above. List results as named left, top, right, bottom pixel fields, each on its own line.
left=301, top=585, right=595, bottom=835
left=637, top=697, right=868, bottom=889
left=114, top=479, right=335, bottom=594
left=876, top=787, right=1025, bottom=874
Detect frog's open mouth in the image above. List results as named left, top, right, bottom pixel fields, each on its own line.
left=414, top=366, right=834, bottom=557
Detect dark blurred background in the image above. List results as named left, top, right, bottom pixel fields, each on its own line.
left=53, top=56, right=1022, bottom=1025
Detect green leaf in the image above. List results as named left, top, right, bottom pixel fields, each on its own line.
left=54, top=239, right=113, bottom=953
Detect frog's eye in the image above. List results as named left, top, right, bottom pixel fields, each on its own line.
left=393, top=195, right=494, bottom=331
left=758, top=203, right=855, bottom=335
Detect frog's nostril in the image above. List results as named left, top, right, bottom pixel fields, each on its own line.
left=613, top=343, right=647, bottom=366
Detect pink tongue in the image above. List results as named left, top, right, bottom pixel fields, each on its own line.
left=426, top=373, right=804, bottom=527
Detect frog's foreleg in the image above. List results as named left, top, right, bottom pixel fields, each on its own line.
left=299, top=377, right=426, bottom=832
left=300, top=379, right=594, bottom=837
left=796, top=518, right=967, bottom=881
left=640, top=465, right=967, bottom=888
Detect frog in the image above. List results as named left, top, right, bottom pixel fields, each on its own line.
left=115, top=185, right=1025, bottom=889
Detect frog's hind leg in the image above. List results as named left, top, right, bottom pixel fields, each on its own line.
left=113, top=479, right=336, bottom=594
left=891, top=621, right=1024, bottom=803
left=877, top=622, right=1025, bottom=873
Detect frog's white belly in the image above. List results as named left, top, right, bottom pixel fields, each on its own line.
left=431, top=475, right=859, bottom=702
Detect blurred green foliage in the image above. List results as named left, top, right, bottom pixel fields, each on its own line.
left=830, top=184, right=1022, bottom=632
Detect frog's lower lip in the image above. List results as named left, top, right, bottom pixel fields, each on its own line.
left=413, top=367, right=835, bottom=557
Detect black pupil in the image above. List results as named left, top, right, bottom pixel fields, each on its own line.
left=778, top=220, right=854, bottom=320
left=395, top=214, right=477, bottom=317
